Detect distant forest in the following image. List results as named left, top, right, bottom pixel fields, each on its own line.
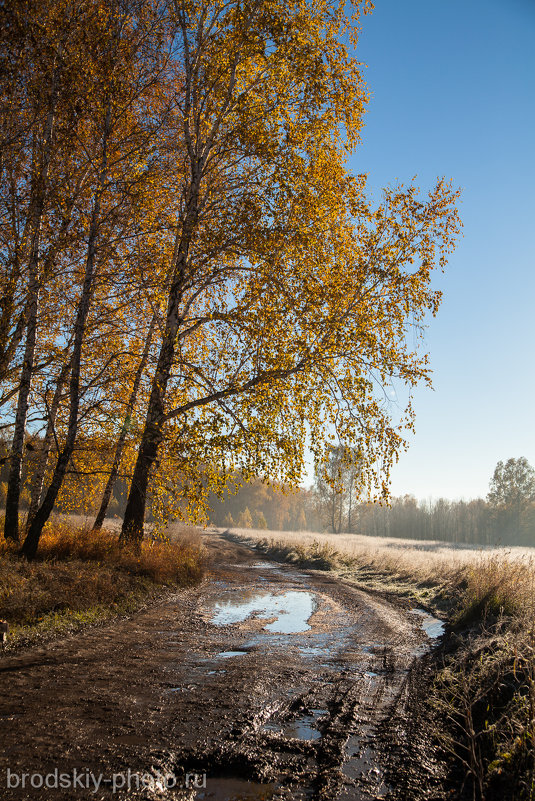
left=2, top=435, right=533, bottom=546
left=208, top=473, right=535, bottom=547
left=209, top=454, right=535, bottom=547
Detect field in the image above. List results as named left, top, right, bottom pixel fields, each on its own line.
left=224, top=527, right=535, bottom=617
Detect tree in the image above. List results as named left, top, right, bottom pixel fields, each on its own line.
left=237, top=506, right=253, bottom=529
left=119, top=0, right=461, bottom=546
left=487, top=457, right=535, bottom=541
left=0, top=0, right=461, bottom=559
left=16, top=0, right=174, bottom=557
left=314, top=446, right=360, bottom=533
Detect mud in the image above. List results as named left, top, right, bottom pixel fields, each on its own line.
left=0, top=531, right=443, bottom=800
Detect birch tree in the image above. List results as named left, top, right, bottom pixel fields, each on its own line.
left=120, top=0, right=461, bottom=545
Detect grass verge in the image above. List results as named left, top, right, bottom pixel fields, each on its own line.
left=226, top=527, right=535, bottom=800
left=0, top=521, right=205, bottom=650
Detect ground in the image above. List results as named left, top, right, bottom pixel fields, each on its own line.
left=0, top=530, right=445, bottom=800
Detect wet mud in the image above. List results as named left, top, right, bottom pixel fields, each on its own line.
left=0, top=531, right=444, bottom=800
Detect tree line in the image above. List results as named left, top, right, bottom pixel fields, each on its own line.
left=312, top=453, right=535, bottom=545
left=204, top=457, right=535, bottom=547
left=1, top=0, right=461, bottom=558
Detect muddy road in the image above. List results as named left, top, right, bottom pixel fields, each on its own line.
left=0, top=531, right=443, bottom=800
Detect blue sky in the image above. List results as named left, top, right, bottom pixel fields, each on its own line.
left=342, top=0, right=535, bottom=501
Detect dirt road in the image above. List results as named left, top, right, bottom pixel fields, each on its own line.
left=0, top=531, right=443, bottom=800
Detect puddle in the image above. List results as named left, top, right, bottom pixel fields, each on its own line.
left=166, top=684, right=197, bottom=692
left=409, top=608, right=445, bottom=640
left=341, top=734, right=389, bottom=800
left=299, top=645, right=330, bottom=658
left=211, top=591, right=316, bottom=634
left=216, top=650, right=248, bottom=659
left=207, top=670, right=226, bottom=675
left=360, top=644, right=386, bottom=654
left=263, top=709, right=325, bottom=741
left=195, top=776, right=276, bottom=800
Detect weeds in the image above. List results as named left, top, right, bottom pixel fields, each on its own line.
left=226, top=526, right=535, bottom=799
left=0, top=521, right=205, bottom=644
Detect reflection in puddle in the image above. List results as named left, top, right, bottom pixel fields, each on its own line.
left=195, top=776, right=276, bottom=800
left=216, top=650, right=248, bottom=659
left=263, top=709, right=325, bottom=741
left=409, top=608, right=445, bottom=639
left=211, top=591, right=316, bottom=634
left=299, top=644, right=330, bottom=658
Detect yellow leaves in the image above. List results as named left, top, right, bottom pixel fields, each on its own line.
left=2, top=0, right=462, bottom=537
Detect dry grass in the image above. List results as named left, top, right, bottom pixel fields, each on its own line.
left=0, top=521, right=205, bottom=643
left=225, top=527, right=535, bottom=619
left=224, top=527, right=535, bottom=798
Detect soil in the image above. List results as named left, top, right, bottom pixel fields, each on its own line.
left=0, top=531, right=446, bottom=800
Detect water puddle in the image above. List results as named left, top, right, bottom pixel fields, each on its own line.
left=263, top=709, right=325, bottom=741
left=165, top=684, right=197, bottom=692
left=216, top=650, right=248, bottom=659
left=194, top=776, right=276, bottom=800
left=299, top=644, right=330, bottom=658
left=361, top=644, right=386, bottom=654
left=409, top=608, right=445, bottom=640
left=341, top=733, right=389, bottom=800
left=211, top=591, right=316, bottom=634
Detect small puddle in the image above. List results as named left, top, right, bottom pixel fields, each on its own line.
left=211, top=591, right=316, bottom=634
left=263, top=709, right=325, bottom=741
left=361, top=644, right=386, bottom=654
left=195, top=776, right=276, bottom=800
left=409, top=608, right=445, bottom=640
left=166, top=684, right=197, bottom=692
left=216, top=650, right=248, bottom=659
left=299, top=644, right=330, bottom=658
left=341, top=734, right=389, bottom=800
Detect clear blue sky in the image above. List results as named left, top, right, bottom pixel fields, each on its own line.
left=335, top=0, right=535, bottom=501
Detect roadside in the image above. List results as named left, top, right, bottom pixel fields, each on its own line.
left=0, top=530, right=442, bottom=801
left=0, top=521, right=204, bottom=650
left=227, top=527, right=535, bottom=801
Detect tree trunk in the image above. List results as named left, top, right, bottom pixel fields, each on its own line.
left=3, top=62, right=60, bottom=542
left=120, top=192, right=201, bottom=546
left=3, top=266, right=39, bottom=542
left=21, top=102, right=111, bottom=560
left=25, top=355, right=71, bottom=532
left=347, top=472, right=353, bottom=532
left=119, top=420, right=162, bottom=547
left=93, top=315, right=155, bottom=531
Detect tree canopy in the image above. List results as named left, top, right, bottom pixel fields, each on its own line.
left=0, top=0, right=462, bottom=557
